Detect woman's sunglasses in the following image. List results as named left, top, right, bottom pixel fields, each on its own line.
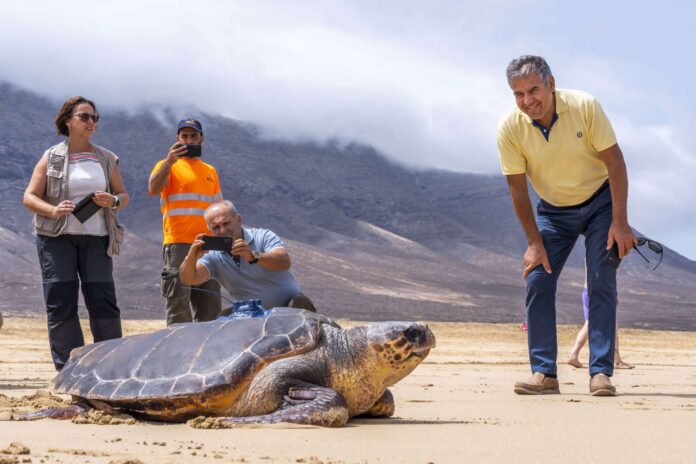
left=73, top=112, right=100, bottom=123
left=633, top=237, right=663, bottom=270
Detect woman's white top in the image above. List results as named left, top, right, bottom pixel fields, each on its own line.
left=63, top=152, right=108, bottom=236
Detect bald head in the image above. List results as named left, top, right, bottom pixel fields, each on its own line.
left=205, top=200, right=242, bottom=239
left=205, top=199, right=238, bottom=220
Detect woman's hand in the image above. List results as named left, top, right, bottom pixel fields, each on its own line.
left=93, top=191, right=116, bottom=208
left=52, top=200, right=75, bottom=218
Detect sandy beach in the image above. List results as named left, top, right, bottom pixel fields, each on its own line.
left=1, top=316, right=696, bottom=464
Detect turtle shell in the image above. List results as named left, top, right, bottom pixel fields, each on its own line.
left=51, top=308, right=336, bottom=417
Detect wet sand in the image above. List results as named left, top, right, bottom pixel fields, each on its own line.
left=1, top=316, right=696, bottom=463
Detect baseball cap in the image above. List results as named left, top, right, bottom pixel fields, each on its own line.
left=177, top=118, right=203, bottom=134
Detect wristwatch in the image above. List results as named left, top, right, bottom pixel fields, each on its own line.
left=110, top=195, right=121, bottom=210
left=249, top=251, right=260, bottom=264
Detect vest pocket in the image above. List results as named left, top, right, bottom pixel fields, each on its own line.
left=33, top=214, right=62, bottom=235
left=45, top=152, right=65, bottom=198
left=111, top=223, right=125, bottom=255
left=106, top=211, right=126, bottom=257
left=45, top=170, right=63, bottom=198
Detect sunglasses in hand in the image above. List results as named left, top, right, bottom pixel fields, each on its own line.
left=632, top=237, right=663, bottom=270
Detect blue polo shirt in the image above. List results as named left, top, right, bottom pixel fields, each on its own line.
left=198, top=227, right=301, bottom=308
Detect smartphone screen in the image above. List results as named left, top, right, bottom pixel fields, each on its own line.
left=201, top=236, right=232, bottom=251
left=184, top=144, right=202, bottom=157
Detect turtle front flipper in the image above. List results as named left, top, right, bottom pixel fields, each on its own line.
left=193, top=387, right=349, bottom=428
left=360, top=389, right=395, bottom=418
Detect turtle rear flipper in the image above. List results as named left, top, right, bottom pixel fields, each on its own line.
left=16, top=402, right=90, bottom=421
left=194, top=387, right=349, bottom=428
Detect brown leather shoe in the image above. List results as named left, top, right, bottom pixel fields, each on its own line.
left=514, top=372, right=560, bottom=395
left=589, top=373, right=616, bottom=396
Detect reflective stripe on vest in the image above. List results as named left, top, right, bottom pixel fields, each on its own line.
left=161, top=192, right=222, bottom=209
left=167, top=192, right=222, bottom=203
left=168, top=208, right=207, bottom=217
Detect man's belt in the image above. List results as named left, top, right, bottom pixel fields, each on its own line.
left=541, top=180, right=610, bottom=210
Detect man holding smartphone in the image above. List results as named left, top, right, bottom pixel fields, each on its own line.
left=179, top=200, right=316, bottom=313
left=148, top=118, right=223, bottom=325
left=497, top=56, right=636, bottom=396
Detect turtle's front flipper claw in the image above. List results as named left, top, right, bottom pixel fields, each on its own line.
left=199, top=387, right=349, bottom=428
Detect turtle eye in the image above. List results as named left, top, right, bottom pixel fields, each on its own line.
left=404, top=327, right=423, bottom=344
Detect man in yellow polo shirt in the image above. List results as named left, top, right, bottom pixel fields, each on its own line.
left=497, top=55, right=637, bottom=396
left=149, top=118, right=223, bottom=325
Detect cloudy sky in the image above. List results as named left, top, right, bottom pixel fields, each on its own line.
left=2, top=0, right=695, bottom=258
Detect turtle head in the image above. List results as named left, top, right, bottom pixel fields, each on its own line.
left=366, top=321, right=435, bottom=382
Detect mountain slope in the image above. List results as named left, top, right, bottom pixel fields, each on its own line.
left=1, top=82, right=695, bottom=330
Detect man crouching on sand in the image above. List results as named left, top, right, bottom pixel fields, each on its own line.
left=179, top=200, right=316, bottom=312
left=497, top=55, right=637, bottom=396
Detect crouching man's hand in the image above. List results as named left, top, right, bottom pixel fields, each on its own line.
left=232, top=238, right=253, bottom=263
left=180, top=234, right=210, bottom=286
left=189, top=233, right=208, bottom=261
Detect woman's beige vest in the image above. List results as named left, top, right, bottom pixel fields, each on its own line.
left=33, top=141, right=125, bottom=256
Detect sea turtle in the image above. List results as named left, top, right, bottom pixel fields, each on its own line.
left=23, top=307, right=435, bottom=427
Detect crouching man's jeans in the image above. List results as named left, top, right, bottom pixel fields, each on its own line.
left=525, top=186, right=617, bottom=377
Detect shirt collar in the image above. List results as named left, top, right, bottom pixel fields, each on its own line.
left=242, top=227, right=254, bottom=246
left=532, top=112, right=558, bottom=128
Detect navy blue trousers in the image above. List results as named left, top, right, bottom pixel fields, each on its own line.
left=37, top=234, right=122, bottom=371
left=526, top=187, right=617, bottom=377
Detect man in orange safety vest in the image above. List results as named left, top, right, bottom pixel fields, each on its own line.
left=149, top=118, right=223, bottom=325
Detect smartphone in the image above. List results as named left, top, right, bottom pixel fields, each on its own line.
left=605, top=243, right=621, bottom=269
left=183, top=144, right=202, bottom=157
left=201, top=236, right=233, bottom=251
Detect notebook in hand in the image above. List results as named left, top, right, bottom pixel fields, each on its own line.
left=72, top=193, right=101, bottom=223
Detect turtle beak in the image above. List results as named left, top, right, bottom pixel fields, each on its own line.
left=408, top=349, right=429, bottom=360
left=422, top=324, right=436, bottom=350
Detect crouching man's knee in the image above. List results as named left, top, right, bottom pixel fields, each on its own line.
left=287, top=293, right=317, bottom=312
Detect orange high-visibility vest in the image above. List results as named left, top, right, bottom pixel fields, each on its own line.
left=151, top=157, right=222, bottom=245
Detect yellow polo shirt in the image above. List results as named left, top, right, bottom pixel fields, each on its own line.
left=497, top=89, right=617, bottom=207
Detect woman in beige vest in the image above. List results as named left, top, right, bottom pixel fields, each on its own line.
left=23, top=96, right=128, bottom=371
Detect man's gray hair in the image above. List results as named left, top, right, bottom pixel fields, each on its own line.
left=205, top=199, right=238, bottom=219
left=506, top=55, right=553, bottom=87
